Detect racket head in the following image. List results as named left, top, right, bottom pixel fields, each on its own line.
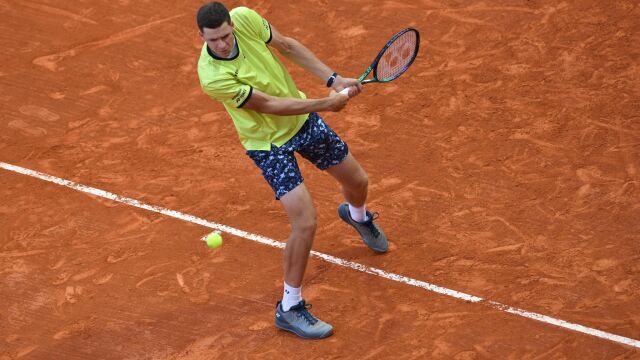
left=364, top=28, right=420, bottom=84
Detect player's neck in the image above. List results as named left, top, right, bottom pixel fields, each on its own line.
left=211, top=36, right=238, bottom=59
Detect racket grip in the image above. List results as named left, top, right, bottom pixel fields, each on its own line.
left=339, top=88, right=350, bottom=96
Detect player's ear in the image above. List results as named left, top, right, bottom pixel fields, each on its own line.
left=198, top=31, right=204, bottom=41
left=229, top=21, right=234, bottom=30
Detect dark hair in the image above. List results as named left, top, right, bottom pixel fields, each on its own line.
left=196, top=2, right=231, bottom=31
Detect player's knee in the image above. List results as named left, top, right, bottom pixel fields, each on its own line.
left=292, top=221, right=317, bottom=244
left=290, top=206, right=317, bottom=236
left=293, top=217, right=317, bottom=237
left=353, top=172, right=368, bottom=192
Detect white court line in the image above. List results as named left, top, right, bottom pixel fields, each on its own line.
left=1, top=161, right=639, bottom=349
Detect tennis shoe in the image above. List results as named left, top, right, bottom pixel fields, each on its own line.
left=275, top=300, right=333, bottom=339
left=338, top=202, right=388, bottom=253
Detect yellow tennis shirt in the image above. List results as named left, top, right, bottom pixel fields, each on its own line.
left=197, top=7, right=308, bottom=151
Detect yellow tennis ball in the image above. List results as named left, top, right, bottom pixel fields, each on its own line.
left=205, top=232, right=223, bottom=248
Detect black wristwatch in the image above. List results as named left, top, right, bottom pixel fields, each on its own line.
left=326, top=72, right=338, bottom=87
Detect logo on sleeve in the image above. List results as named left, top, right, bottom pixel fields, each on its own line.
left=232, top=88, right=247, bottom=104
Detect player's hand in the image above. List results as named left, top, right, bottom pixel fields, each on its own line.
left=327, top=90, right=349, bottom=112
left=332, top=76, right=363, bottom=97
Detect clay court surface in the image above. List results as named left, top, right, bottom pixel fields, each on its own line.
left=1, top=0, right=639, bottom=358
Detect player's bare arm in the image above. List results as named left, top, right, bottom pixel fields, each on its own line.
left=268, top=24, right=362, bottom=95
left=242, top=87, right=348, bottom=115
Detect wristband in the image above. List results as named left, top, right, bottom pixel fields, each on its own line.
left=326, top=72, right=338, bottom=87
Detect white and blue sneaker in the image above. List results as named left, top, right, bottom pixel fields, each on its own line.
left=275, top=300, right=333, bottom=339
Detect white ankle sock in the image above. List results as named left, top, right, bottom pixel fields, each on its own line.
left=348, top=204, right=368, bottom=223
left=282, top=282, right=302, bottom=311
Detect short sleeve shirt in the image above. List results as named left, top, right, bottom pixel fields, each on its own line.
left=197, top=7, right=308, bottom=151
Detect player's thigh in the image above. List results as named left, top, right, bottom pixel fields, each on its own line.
left=280, top=182, right=316, bottom=231
left=297, top=113, right=349, bottom=171
left=246, top=148, right=303, bottom=200
left=325, top=152, right=368, bottom=190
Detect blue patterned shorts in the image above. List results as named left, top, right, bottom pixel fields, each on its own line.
left=246, top=113, right=349, bottom=199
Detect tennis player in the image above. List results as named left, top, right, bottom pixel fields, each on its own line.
left=196, top=2, right=389, bottom=339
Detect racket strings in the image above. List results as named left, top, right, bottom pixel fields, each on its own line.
left=376, top=31, right=418, bottom=81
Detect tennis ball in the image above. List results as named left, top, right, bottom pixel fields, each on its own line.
left=205, top=232, right=223, bottom=249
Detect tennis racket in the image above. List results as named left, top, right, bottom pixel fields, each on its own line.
left=339, top=27, right=420, bottom=95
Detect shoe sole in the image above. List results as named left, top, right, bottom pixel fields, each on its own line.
left=338, top=204, right=388, bottom=253
left=275, top=318, right=333, bottom=339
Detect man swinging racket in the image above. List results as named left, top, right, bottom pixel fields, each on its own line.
left=196, top=2, right=388, bottom=339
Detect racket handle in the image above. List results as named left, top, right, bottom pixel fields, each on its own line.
left=339, top=88, right=350, bottom=96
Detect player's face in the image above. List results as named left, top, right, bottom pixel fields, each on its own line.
left=200, top=21, right=235, bottom=57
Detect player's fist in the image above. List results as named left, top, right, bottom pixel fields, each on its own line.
left=327, top=90, right=349, bottom=112
left=333, top=76, right=363, bottom=97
